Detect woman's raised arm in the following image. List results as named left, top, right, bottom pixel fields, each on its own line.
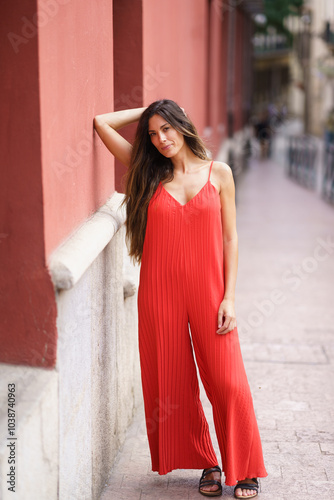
left=94, top=107, right=147, bottom=168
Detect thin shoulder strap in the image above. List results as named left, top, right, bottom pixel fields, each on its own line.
left=208, top=160, right=213, bottom=181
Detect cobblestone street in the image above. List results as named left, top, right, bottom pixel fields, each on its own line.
left=100, top=138, right=334, bottom=500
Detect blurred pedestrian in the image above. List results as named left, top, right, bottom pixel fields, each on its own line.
left=94, top=99, right=268, bottom=498
left=254, top=108, right=272, bottom=159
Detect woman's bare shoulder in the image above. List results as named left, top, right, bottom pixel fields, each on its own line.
left=212, top=161, right=234, bottom=187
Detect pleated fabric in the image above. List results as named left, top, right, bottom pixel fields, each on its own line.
left=137, top=161, right=268, bottom=486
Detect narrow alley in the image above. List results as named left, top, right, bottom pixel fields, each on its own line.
left=100, top=134, right=334, bottom=500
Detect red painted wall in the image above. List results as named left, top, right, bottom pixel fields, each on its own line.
left=113, top=0, right=143, bottom=193
left=38, top=0, right=115, bottom=258
left=142, top=0, right=208, bottom=140
left=234, top=9, right=244, bottom=133
left=1, top=0, right=115, bottom=367
left=207, top=0, right=226, bottom=155
left=114, top=0, right=246, bottom=190
left=220, top=4, right=229, bottom=137
left=0, top=2, right=57, bottom=367
left=1, top=0, right=253, bottom=367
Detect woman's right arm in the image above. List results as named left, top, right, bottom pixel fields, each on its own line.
left=94, top=107, right=147, bottom=168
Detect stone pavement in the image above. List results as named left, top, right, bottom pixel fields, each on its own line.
left=100, top=136, right=334, bottom=500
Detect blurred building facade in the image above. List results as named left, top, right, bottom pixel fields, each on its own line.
left=252, top=31, right=292, bottom=113
left=285, top=0, right=334, bottom=136
left=308, top=0, right=334, bottom=137
left=0, top=1, right=262, bottom=498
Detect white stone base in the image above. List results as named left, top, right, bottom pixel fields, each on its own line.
left=0, top=191, right=142, bottom=500
left=0, top=365, right=58, bottom=500
left=52, top=192, right=142, bottom=500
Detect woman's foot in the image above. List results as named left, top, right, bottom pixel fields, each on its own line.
left=199, top=466, right=222, bottom=497
left=234, top=478, right=258, bottom=498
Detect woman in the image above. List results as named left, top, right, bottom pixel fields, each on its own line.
left=94, top=100, right=267, bottom=498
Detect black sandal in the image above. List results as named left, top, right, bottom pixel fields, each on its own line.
left=199, top=465, right=222, bottom=497
left=234, top=478, right=259, bottom=499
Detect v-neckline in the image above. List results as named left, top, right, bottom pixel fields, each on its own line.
left=160, top=180, right=211, bottom=207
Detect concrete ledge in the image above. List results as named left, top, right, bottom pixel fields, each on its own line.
left=49, top=191, right=126, bottom=290
left=0, top=364, right=58, bottom=499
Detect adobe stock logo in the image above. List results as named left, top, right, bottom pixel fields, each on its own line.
left=237, top=235, right=334, bottom=336
left=137, top=397, right=180, bottom=441
left=7, top=0, right=72, bottom=54
left=115, top=65, right=169, bottom=109
left=51, top=64, right=169, bottom=180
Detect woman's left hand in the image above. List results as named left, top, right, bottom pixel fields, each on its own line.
left=216, top=298, right=237, bottom=334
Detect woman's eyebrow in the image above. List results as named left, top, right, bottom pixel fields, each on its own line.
left=148, top=122, right=169, bottom=133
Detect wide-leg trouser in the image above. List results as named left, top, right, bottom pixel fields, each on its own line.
left=138, top=266, right=268, bottom=486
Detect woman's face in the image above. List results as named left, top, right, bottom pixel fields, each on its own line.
left=148, top=114, right=185, bottom=157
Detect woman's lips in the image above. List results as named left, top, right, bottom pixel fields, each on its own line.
left=161, top=144, right=172, bottom=151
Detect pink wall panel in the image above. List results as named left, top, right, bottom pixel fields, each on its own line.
left=113, top=0, right=143, bottom=193
left=1, top=0, right=251, bottom=367
left=38, top=0, right=115, bottom=258
left=234, top=9, right=244, bottom=132
left=207, top=0, right=225, bottom=155
left=220, top=4, right=229, bottom=138
left=142, top=0, right=208, bottom=139
left=0, top=2, right=57, bottom=367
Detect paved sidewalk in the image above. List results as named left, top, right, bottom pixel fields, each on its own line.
left=100, top=145, right=334, bottom=500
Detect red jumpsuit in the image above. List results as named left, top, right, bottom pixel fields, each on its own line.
left=137, top=160, right=268, bottom=485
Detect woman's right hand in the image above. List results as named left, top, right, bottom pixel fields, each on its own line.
left=94, top=107, right=147, bottom=168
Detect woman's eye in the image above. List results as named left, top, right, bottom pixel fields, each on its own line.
left=164, top=127, right=169, bottom=131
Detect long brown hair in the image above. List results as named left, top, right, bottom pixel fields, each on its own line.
left=121, top=99, right=210, bottom=264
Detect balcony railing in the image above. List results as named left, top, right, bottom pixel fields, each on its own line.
left=253, top=33, right=291, bottom=56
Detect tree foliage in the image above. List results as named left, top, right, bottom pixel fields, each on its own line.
left=258, top=0, right=305, bottom=41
